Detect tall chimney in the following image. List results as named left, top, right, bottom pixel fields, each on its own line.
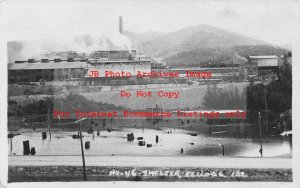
left=119, top=16, right=123, bottom=34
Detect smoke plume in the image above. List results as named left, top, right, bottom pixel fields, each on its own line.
left=8, top=31, right=132, bottom=61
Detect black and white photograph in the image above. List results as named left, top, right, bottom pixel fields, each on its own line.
left=0, top=0, right=299, bottom=186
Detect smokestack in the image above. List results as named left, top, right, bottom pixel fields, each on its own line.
left=119, top=16, right=123, bottom=34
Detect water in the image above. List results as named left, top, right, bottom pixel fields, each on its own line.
left=8, top=128, right=291, bottom=157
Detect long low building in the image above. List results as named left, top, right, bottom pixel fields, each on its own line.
left=8, top=58, right=152, bottom=85
left=170, top=66, right=243, bottom=82
left=8, top=50, right=153, bottom=84
left=84, top=60, right=152, bottom=85
left=8, top=61, right=89, bottom=83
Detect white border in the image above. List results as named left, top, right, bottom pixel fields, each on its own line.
left=0, top=0, right=299, bottom=188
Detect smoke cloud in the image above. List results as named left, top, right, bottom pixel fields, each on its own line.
left=8, top=31, right=132, bottom=61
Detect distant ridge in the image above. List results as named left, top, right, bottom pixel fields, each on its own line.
left=136, top=24, right=269, bottom=58
left=123, top=30, right=166, bottom=48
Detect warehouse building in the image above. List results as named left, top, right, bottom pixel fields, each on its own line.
left=8, top=50, right=154, bottom=85
left=85, top=59, right=152, bottom=85
left=246, top=55, right=279, bottom=80
left=8, top=60, right=89, bottom=83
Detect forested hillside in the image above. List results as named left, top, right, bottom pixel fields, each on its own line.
left=165, top=45, right=286, bottom=66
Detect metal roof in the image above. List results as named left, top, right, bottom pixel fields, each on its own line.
left=8, top=61, right=90, bottom=70
left=248, top=56, right=279, bottom=67
left=171, top=67, right=238, bottom=71
left=88, top=59, right=151, bottom=64
left=257, top=59, right=278, bottom=67
left=85, top=64, right=151, bottom=78
left=249, top=55, right=278, bottom=59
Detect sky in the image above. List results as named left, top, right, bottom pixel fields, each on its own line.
left=0, top=0, right=298, bottom=46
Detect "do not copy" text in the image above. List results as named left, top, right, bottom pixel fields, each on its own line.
left=120, top=90, right=180, bottom=99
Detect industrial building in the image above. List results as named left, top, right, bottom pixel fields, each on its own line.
left=7, top=16, right=154, bottom=85
left=8, top=16, right=253, bottom=85
left=246, top=55, right=279, bottom=80
left=8, top=50, right=154, bottom=85
left=9, top=53, right=282, bottom=85
left=169, top=66, right=243, bottom=82
left=85, top=59, right=152, bottom=86
left=8, top=51, right=247, bottom=85
left=8, top=60, right=88, bottom=83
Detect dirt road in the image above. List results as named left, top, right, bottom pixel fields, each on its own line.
left=9, top=155, right=291, bottom=169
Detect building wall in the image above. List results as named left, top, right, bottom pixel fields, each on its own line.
left=255, top=58, right=278, bottom=67
left=8, top=68, right=86, bottom=83
left=89, top=50, right=136, bottom=60
left=245, top=61, right=258, bottom=76
left=86, top=62, right=151, bottom=78
left=171, top=67, right=241, bottom=81
left=9, top=69, right=54, bottom=83
left=53, top=68, right=86, bottom=81
left=247, top=57, right=279, bottom=80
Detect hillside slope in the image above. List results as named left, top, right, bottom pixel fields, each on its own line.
left=137, top=24, right=268, bottom=58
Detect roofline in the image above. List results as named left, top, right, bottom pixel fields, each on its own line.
left=249, top=56, right=278, bottom=59
left=89, top=60, right=151, bottom=63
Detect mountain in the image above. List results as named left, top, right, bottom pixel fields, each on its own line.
left=136, top=24, right=269, bottom=58
left=122, top=31, right=166, bottom=48
left=7, top=25, right=288, bottom=66
left=165, top=45, right=287, bottom=66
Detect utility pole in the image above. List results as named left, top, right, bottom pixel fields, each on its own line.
left=10, top=130, right=13, bottom=154
left=60, top=101, right=63, bottom=130
left=74, top=118, right=87, bottom=181
left=232, top=54, right=235, bottom=83
left=264, top=89, right=269, bottom=132
left=258, top=112, right=263, bottom=157
left=47, top=108, right=51, bottom=140
left=222, top=145, right=225, bottom=156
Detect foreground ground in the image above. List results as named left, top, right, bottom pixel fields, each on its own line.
left=8, top=155, right=292, bottom=168
left=8, top=156, right=292, bottom=182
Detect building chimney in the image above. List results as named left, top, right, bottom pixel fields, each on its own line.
left=54, top=58, right=61, bottom=63
left=119, top=16, right=123, bottom=34
left=28, top=59, right=35, bottom=63
left=41, top=58, right=49, bottom=63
